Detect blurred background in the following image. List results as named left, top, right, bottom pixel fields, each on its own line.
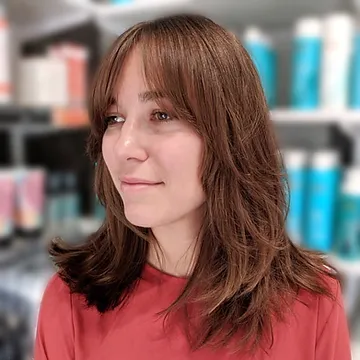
left=0, top=0, right=359, bottom=358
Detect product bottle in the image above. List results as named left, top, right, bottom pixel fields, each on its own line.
left=0, top=3, right=11, bottom=104
left=333, top=167, right=360, bottom=260
left=350, top=31, right=360, bottom=109
left=61, top=172, right=80, bottom=236
left=46, top=172, right=63, bottom=237
left=0, top=170, right=15, bottom=246
left=305, top=150, right=341, bottom=252
left=15, top=168, right=46, bottom=239
left=283, top=149, right=308, bottom=245
left=244, top=26, right=276, bottom=108
left=291, top=17, right=322, bottom=109
left=321, top=13, right=354, bottom=110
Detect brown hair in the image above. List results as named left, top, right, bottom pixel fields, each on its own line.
left=50, top=14, right=337, bottom=354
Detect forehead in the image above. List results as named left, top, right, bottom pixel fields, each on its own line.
left=111, top=51, right=168, bottom=108
left=117, top=49, right=146, bottom=88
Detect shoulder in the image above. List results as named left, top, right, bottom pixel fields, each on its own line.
left=290, top=274, right=351, bottom=358
left=37, top=272, right=75, bottom=331
left=297, top=273, right=343, bottom=324
left=314, top=274, right=343, bottom=323
left=42, top=273, right=71, bottom=302
left=35, top=273, right=76, bottom=359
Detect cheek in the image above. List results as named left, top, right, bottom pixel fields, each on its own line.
left=102, top=133, right=114, bottom=170
left=159, top=135, right=203, bottom=188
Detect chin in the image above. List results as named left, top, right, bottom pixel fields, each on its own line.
left=124, top=207, right=165, bottom=228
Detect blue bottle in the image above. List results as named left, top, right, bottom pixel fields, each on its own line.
left=283, top=150, right=308, bottom=245
left=305, top=150, right=341, bottom=252
left=350, top=32, right=360, bottom=109
left=333, top=168, right=360, bottom=260
left=62, top=172, right=80, bottom=229
left=291, top=18, right=322, bottom=109
left=244, top=27, right=276, bottom=108
left=46, top=172, right=63, bottom=235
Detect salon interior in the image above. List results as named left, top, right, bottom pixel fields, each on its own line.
left=0, top=0, right=360, bottom=358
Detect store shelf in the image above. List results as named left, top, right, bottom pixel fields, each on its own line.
left=64, top=0, right=342, bottom=31
left=16, top=13, right=91, bottom=42
left=271, top=109, right=360, bottom=125
left=69, top=0, right=192, bottom=18
left=0, top=123, right=89, bottom=136
left=8, top=0, right=347, bottom=41
left=8, top=0, right=90, bottom=42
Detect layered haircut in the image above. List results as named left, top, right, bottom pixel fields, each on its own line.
left=50, top=14, right=336, bottom=354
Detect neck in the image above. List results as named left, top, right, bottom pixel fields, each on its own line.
left=148, top=209, right=203, bottom=277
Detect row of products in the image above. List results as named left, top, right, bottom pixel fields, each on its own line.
left=0, top=4, right=89, bottom=119
left=46, top=172, right=81, bottom=237
left=19, top=43, right=89, bottom=109
left=243, top=12, right=360, bottom=110
left=47, top=173, right=106, bottom=237
left=0, top=168, right=96, bottom=245
left=0, top=168, right=46, bottom=244
left=283, top=149, right=360, bottom=260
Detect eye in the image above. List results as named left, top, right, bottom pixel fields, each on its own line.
left=152, top=111, right=172, bottom=122
left=104, top=115, right=125, bottom=126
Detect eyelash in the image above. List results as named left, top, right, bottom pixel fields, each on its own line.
left=104, top=110, right=173, bottom=126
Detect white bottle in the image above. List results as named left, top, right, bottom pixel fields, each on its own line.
left=18, top=57, right=68, bottom=107
left=282, top=149, right=308, bottom=245
left=321, top=13, right=354, bottom=110
left=0, top=3, right=11, bottom=104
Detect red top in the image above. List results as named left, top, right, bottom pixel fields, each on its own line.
left=34, top=264, right=351, bottom=360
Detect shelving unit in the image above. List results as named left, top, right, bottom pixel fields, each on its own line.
left=69, top=0, right=192, bottom=18
left=271, top=109, right=360, bottom=125
left=64, top=0, right=344, bottom=30
left=9, top=0, right=346, bottom=40
left=8, top=0, right=90, bottom=41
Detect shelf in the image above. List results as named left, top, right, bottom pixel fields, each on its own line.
left=0, top=123, right=89, bottom=136
left=271, top=109, right=360, bottom=126
left=70, top=0, right=192, bottom=18
left=8, top=0, right=348, bottom=41
left=8, top=0, right=90, bottom=42
left=64, top=0, right=344, bottom=31
left=328, top=254, right=360, bottom=277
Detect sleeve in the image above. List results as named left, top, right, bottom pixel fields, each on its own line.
left=34, top=274, right=75, bottom=360
left=315, top=278, right=352, bottom=360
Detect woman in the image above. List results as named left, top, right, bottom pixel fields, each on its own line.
left=34, top=14, right=350, bottom=360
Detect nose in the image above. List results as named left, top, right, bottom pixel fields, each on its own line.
left=114, top=118, right=148, bottom=162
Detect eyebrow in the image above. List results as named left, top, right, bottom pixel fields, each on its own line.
left=109, top=91, right=164, bottom=107
left=139, top=91, right=164, bottom=102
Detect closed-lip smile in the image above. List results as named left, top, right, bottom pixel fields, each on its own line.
left=120, top=177, right=161, bottom=185
left=119, top=177, right=163, bottom=191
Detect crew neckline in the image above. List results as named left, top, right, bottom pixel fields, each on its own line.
left=143, top=262, right=189, bottom=283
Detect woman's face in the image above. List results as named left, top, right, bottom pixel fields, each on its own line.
left=102, top=50, right=205, bottom=228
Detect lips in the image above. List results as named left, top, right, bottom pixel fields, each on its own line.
left=119, top=177, right=163, bottom=192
